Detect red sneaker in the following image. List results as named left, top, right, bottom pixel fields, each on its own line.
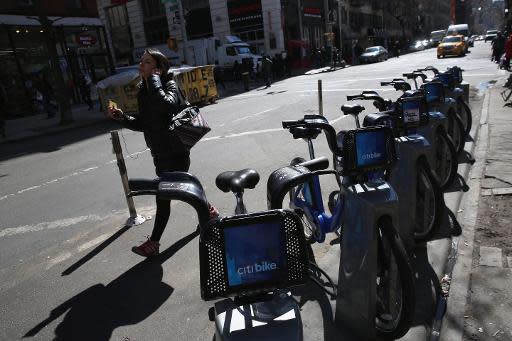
left=209, top=205, right=220, bottom=220
left=132, top=239, right=160, bottom=257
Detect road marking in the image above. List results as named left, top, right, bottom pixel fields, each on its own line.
left=202, top=115, right=345, bottom=141
left=77, top=233, right=112, bottom=252
left=0, top=214, right=105, bottom=238
left=0, top=166, right=100, bottom=201
left=233, top=108, right=274, bottom=123
left=46, top=252, right=72, bottom=270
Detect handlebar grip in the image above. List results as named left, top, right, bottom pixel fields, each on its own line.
left=282, top=120, right=303, bottom=129
left=346, top=95, right=361, bottom=101
left=402, top=73, right=415, bottom=79
left=380, top=81, right=393, bottom=86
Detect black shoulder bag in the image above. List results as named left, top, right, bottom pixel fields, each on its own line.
left=169, top=84, right=211, bottom=150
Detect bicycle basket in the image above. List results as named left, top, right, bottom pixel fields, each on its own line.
left=341, top=126, right=397, bottom=176
left=199, top=209, right=309, bottom=301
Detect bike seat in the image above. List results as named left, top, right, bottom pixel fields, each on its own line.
left=341, top=104, right=365, bottom=116
left=289, top=126, right=322, bottom=140
left=216, top=169, right=260, bottom=193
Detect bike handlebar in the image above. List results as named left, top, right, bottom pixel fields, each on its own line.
left=415, top=66, right=439, bottom=74
left=282, top=115, right=342, bottom=156
left=347, top=93, right=387, bottom=110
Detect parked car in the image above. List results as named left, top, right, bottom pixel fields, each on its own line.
left=485, top=30, right=499, bottom=42
left=437, top=35, right=466, bottom=58
left=359, top=46, right=388, bottom=63
left=409, top=40, right=426, bottom=52
left=468, top=35, right=478, bottom=46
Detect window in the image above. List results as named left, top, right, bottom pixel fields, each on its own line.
left=65, top=0, right=83, bottom=9
left=226, top=47, right=237, bottom=56
left=141, top=0, right=169, bottom=45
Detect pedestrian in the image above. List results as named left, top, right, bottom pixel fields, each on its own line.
left=34, top=74, right=56, bottom=118
left=0, top=78, right=7, bottom=138
left=107, top=48, right=219, bottom=257
left=213, top=62, right=226, bottom=90
left=354, top=43, right=363, bottom=64
left=505, top=32, right=512, bottom=70
left=492, top=32, right=505, bottom=63
left=261, top=55, right=273, bottom=88
left=78, top=73, right=93, bottom=110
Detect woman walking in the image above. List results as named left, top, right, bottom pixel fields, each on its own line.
left=108, top=48, right=218, bottom=257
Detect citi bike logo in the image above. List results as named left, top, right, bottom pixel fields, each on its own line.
left=361, top=151, right=382, bottom=160
left=237, top=261, right=277, bottom=275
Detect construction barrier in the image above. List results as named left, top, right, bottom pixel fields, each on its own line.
left=97, top=65, right=218, bottom=115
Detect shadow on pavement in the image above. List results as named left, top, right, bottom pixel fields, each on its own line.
left=24, top=230, right=199, bottom=340
left=0, top=120, right=120, bottom=163
left=410, top=245, right=442, bottom=328
left=62, top=224, right=132, bottom=276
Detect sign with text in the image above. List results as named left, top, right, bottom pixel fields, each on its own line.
left=76, top=33, right=97, bottom=47
left=227, top=0, right=263, bottom=31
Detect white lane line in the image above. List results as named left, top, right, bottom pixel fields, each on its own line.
left=233, top=108, right=275, bottom=123
left=46, top=252, right=73, bottom=270
left=0, top=214, right=105, bottom=238
left=0, top=166, right=101, bottom=202
left=202, top=115, right=345, bottom=141
left=77, top=233, right=112, bottom=252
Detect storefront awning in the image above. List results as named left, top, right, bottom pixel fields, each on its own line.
left=0, top=15, right=103, bottom=27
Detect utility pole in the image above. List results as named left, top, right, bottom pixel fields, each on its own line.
left=177, top=0, right=189, bottom=64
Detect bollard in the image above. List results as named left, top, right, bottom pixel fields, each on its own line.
left=241, top=71, right=250, bottom=91
left=318, top=80, right=323, bottom=116
left=110, top=130, right=147, bottom=227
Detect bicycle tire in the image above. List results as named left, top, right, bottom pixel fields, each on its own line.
left=457, top=98, right=472, bottom=137
left=414, top=158, right=444, bottom=242
left=375, top=216, right=415, bottom=340
left=446, top=109, right=465, bottom=154
left=288, top=157, right=316, bottom=241
left=434, top=129, right=458, bottom=190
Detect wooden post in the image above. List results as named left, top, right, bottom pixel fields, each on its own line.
left=110, top=130, right=147, bottom=226
left=318, top=79, right=324, bottom=116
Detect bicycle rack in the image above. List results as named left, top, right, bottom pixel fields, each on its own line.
left=335, top=181, right=400, bottom=341
left=388, top=134, right=433, bottom=248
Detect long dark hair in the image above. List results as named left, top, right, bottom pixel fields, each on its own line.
left=144, top=48, right=170, bottom=83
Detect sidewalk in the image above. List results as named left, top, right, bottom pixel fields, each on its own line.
left=0, top=103, right=108, bottom=144
left=441, top=80, right=512, bottom=340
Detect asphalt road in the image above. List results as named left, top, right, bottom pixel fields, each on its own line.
left=0, top=41, right=506, bottom=341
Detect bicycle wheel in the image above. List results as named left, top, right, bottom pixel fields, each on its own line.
left=446, top=109, right=465, bottom=154
left=434, top=129, right=458, bottom=190
left=457, top=98, right=472, bottom=137
left=414, top=158, right=444, bottom=242
left=288, top=157, right=317, bottom=241
left=375, top=216, right=415, bottom=340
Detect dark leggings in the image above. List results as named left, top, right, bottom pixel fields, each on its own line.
left=150, top=155, right=190, bottom=242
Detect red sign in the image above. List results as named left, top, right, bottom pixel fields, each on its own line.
left=76, top=33, right=97, bottom=47
left=304, top=7, right=321, bottom=18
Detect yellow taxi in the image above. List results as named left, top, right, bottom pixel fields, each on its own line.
left=437, top=35, right=466, bottom=58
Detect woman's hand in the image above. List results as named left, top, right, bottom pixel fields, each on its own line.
left=108, top=106, right=124, bottom=120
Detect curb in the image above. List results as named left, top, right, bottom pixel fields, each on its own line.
left=439, top=88, right=491, bottom=341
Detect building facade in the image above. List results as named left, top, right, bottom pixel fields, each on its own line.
left=96, top=0, right=452, bottom=68
left=0, top=0, right=112, bottom=118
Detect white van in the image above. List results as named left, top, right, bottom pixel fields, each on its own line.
left=447, top=24, right=470, bottom=50
left=430, top=30, right=446, bottom=47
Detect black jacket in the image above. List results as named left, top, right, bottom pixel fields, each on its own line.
left=120, top=74, right=189, bottom=172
